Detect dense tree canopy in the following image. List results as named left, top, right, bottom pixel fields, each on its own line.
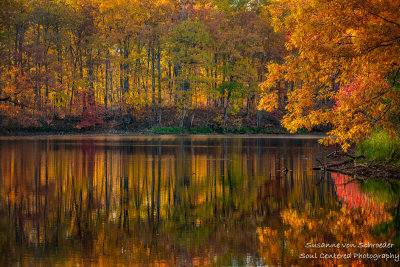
left=259, top=0, right=400, bottom=150
left=0, top=0, right=284, bottom=130
left=2, top=0, right=398, bottom=148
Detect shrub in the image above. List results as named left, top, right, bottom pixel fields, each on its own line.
left=151, top=127, right=184, bottom=134
left=358, top=130, right=400, bottom=162
left=188, top=127, right=213, bottom=134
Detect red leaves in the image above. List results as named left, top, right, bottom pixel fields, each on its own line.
left=334, top=79, right=363, bottom=110
left=76, top=109, right=104, bottom=129
left=75, top=91, right=106, bottom=130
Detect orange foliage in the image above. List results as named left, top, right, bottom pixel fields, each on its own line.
left=259, top=0, right=400, bottom=150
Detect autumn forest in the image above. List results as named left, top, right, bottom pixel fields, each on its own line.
left=0, top=0, right=287, bottom=133
left=2, top=1, right=400, bottom=265
left=0, top=0, right=398, bottom=152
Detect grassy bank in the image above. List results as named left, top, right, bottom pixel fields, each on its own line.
left=0, top=125, right=311, bottom=137
left=358, top=130, right=400, bottom=163
left=318, top=130, right=400, bottom=180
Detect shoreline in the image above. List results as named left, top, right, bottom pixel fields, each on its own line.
left=0, top=131, right=327, bottom=139
left=0, top=128, right=326, bottom=138
left=315, top=152, right=400, bottom=180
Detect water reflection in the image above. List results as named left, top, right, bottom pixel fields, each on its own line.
left=258, top=172, right=400, bottom=266
left=0, top=136, right=398, bottom=266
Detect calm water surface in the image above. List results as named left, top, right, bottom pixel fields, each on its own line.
left=0, top=135, right=399, bottom=266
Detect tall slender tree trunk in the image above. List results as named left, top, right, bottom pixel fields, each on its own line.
left=87, top=47, right=94, bottom=105
left=123, top=37, right=130, bottom=93
left=105, top=55, right=110, bottom=110
left=56, top=23, right=63, bottom=85
left=223, top=89, right=231, bottom=129
left=146, top=41, right=151, bottom=105
left=151, top=45, right=156, bottom=110
left=32, top=24, right=41, bottom=124
left=157, top=43, right=162, bottom=123
left=168, top=61, right=172, bottom=104
left=119, top=45, right=124, bottom=117
left=69, top=46, right=77, bottom=120
left=214, top=53, right=218, bottom=106
left=136, top=40, right=141, bottom=94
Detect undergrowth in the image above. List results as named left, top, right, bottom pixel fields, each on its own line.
left=358, top=130, right=400, bottom=163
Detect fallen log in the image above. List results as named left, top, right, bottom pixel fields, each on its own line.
left=312, top=158, right=354, bottom=170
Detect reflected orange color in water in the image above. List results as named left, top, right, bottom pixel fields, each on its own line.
left=258, top=173, right=397, bottom=266
left=0, top=136, right=397, bottom=266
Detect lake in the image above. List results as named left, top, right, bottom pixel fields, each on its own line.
left=0, top=135, right=399, bottom=266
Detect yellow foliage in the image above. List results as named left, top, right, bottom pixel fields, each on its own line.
left=258, top=201, right=394, bottom=266
left=258, top=0, right=400, bottom=150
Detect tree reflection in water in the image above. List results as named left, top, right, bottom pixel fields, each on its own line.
left=0, top=136, right=397, bottom=266
left=258, top=172, right=400, bottom=266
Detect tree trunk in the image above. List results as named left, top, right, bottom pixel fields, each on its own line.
left=123, top=37, right=130, bottom=93
left=157, top=43, right=162, bottom=123
left=105, top=56, right=110, bottom=110
left=56, top=23, right=63, bottom=85
left=87, top=47, right=94, bottom=105
left=223, top=89, right=231, bottom=128
left=151, top=45, right=156, bottom=109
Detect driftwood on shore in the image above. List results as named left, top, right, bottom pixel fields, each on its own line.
left=313, top=152, right=400, bottom=180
